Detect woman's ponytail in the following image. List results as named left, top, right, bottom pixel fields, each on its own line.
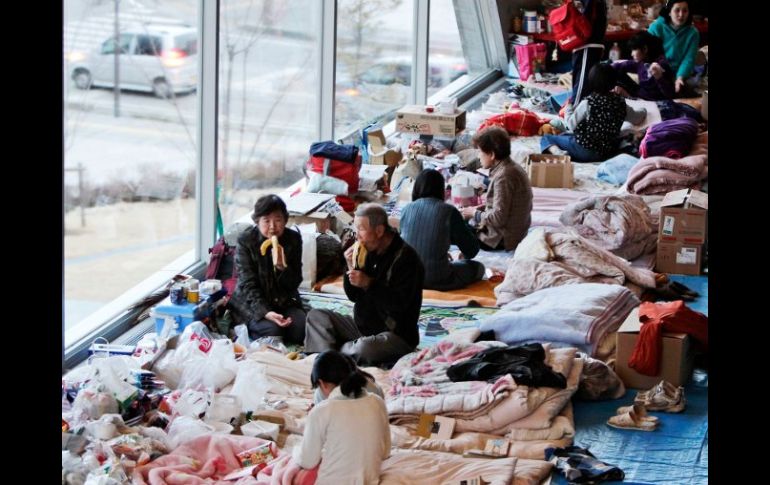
left=340, top=370, right=367, bottom=398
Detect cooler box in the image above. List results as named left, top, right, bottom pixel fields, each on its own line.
left=151, top=297, right=197, bottom=336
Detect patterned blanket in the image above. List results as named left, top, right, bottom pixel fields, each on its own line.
left=302, top=293, right=498, bottom=349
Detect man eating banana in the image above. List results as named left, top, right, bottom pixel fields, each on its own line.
left=304, top=203, right=425, bottom=366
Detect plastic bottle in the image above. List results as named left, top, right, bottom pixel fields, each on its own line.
left=609, top=42, right=621, bottom=62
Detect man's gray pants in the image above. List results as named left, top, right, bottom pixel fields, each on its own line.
left=304, top=309, right=414, bottom=366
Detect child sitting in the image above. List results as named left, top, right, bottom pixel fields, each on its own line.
left=612, top=31, right=675, bottom=101
left=540, top=63, right=646, bottom=163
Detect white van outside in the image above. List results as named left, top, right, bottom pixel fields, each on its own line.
left=70, top=24, right=197, bottom=98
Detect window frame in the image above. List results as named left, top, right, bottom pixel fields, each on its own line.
left=63, top=0, right=508, bottom=369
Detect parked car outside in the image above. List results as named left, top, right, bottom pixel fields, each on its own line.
left=69, top=24, right=197, bottom=98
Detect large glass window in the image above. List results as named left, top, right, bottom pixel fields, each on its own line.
left=64, top=1, right=200, bottom=344
left=217, top=0, right=322, bottom=229
left=334, top=0, right=415, bottom=139
left=428, top=0, right=467, bottom=93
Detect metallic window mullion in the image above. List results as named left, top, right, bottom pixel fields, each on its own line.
left=412, top=0, right=430, bottom=105
left=198, top=0, right=219, bottom=255
left=319, top=0, right=337, bottom=140
left=477, top=0, right=508, bottom=71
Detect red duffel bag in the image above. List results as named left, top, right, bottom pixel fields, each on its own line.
left=306, top=154, right=361, bottom=211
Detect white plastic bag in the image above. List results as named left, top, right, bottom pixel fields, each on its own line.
left=205, top=393, right=242, bottom=423
left=177, top=339, right=238, bottom=391
left=173, top=388, right=210, bottom=418
left=230, top=361, right=270, bottom=413
left=166, top=416, right=215, bottom=449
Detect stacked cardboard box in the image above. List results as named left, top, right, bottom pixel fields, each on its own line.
left=655, top=189, right=707, bottom=275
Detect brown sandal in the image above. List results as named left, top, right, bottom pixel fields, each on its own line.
left=607, top=407, right=658, bottom=431
left=634, top=380, right=686, bottom=413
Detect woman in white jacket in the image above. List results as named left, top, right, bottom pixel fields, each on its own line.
left=292, top=350, right=391, bottom=485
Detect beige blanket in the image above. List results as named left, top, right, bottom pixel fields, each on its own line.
left=496, top=228, right=657, bottom=304
left=380, top=449, right=516, bottom=485
left=453, top=347, right=577, bottom=434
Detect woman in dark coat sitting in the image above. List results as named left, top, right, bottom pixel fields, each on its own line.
left=400, top=169, right=485, bottom=290
left=227, top=194, right=306, bottom=344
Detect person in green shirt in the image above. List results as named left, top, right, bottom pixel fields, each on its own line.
left=648, top=0, right=700, bottom=95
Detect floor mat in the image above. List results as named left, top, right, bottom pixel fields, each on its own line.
left=302, top=293, right=498, bottom=349
left=551, top=382, right=708, bottom=484
left=315, top=276, right=500, bottom=308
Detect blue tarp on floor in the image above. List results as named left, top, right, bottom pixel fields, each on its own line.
left=551, top=275, right=708, bottom=484
left=550, top=382, right=708, bottom=484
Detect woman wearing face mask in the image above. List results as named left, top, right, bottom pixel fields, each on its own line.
left=293, top=350, right=391, bottom=485
left=227, top=194, right=307, bottom=345
left=648, top=0, right=700, bottom=95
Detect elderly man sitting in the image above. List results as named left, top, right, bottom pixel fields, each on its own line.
left=304, top=203, right=424, bottom=366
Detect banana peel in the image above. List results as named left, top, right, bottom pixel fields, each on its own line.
left=352, top=241, right=367, bottom=270
left=260, top=235, right=287, bottom=268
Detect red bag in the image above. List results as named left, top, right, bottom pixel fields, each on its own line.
left=205, top=236, right=238, bottom=297
left=306, top=155, right=361, bottom=211
left=548, top=0, right=593, bottom=52
left=514, top=43, right=547, bottom=82
left=478, top=109, right=548, bottom=137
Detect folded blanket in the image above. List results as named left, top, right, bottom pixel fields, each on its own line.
left=390, top=424, right=574, bottom=462
left=496, top=228, right=657, bottom=304
left=453, top=347, right=577, bottom=434
left=482, top=284, right=639, bottom=356
left=559, top=194, right=657, bottom=260
left=380, top=449, right=516, bottom=485
left=639, top=117, right=700, bottom=159
left=625, top=153, right=707, bottom=195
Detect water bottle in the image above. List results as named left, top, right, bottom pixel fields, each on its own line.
left=609, top=42, right=621, bottom=62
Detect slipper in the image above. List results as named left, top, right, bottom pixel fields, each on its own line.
left=616, top=404, right=660, bottom=425
left=607, top=409, right=658, bottom=431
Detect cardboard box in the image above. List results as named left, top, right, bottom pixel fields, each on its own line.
left=658, top=188, right=708, bottom=244
left=656, top=241, right=703, bottom=275
left=615, top=308, right=694, bottom=389
left=526, top=154, right=573, bottom=188
left=395, top=105, right=466, bottom=137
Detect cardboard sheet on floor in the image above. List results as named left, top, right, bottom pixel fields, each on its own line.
left=315, top=275, right=499, bottom=308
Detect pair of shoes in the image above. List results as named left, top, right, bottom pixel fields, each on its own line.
left=607, top=403, right=658, bottom=431
left=634, top=380, right=686, bottom=413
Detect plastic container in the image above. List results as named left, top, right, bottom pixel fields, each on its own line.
left=241, top=420, right=280, bottom=441
left=523, top=11, right=538, bottom=33
left=151, top=296, right=197, bottom=336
